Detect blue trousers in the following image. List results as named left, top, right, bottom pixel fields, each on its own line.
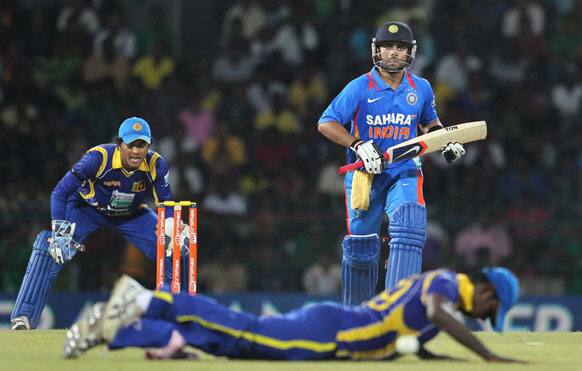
left=109, top=293, right=406, bottom=360
left=344, top=168, right=425, bottom=234
left=68, top=201, right=158, bottom=259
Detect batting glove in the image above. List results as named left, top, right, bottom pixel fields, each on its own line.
left=351, top=139, right=385, bottom=174
left=442, top=142, right=466, bottom=164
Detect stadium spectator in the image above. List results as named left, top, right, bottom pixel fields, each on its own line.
left=56, top=0, right=100, bottom=36
left=302, top=248, right=341, bottom=295
left=132, top=42, right=174, bottom=90
left=93, top=10, right=137, bottom=59
left=454, top=211, right=513, bottom=269
left=211, top=44, right=255, bottom=84
left=222, top=0, right=266, bottom=41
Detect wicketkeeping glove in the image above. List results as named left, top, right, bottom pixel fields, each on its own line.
left=164, top=217, right=190, bottom=257
left=49, top=220, right=85, bottom=264
left=350, top=139, right=385, bottom=174
left=442, top=142, right=465, bottom=164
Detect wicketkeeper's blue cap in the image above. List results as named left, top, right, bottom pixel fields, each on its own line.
left=118, top=117, right=151, bottom=144
left=481, top=267, right=520, bottom=332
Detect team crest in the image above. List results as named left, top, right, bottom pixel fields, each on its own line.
left=388, top=24, right=399, bottom=33
left=132, top=181, right=146, bottom=192
left=406, top=92, right=418, bottom=105
left=133, top=122, right=142, bottom=131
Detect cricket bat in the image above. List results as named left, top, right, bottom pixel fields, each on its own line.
left=337, top=121, right=487, bottom=174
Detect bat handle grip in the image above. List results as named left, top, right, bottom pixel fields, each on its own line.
left=337, top=153, right=391, bottom=175
left=337, top=160, right=364, bottom=174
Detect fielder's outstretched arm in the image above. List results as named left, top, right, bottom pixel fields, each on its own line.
left=417, top=346, right=465, bottom=361
left=426, top=294, right=522, bottom=363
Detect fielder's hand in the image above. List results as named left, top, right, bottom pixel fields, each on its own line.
left=49, top=220, right=85, bottom=264
left=164, top=217, right=190, bottom=257
left=350, top=140, right=384, bottom=174
left=442, top=142, right=465, bottom=164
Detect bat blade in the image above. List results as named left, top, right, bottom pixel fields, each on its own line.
left=389, top=140, right=429, bottom=163
left=337, top=121, right=487, bottom=174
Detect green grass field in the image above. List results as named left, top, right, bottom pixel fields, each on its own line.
left=1, top=331, right=581, bottom=371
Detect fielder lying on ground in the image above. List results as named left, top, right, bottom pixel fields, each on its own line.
left=63, top=267, right=523, bottom=362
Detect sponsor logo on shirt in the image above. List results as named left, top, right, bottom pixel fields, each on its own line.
left=368, top=126, right=410, bottom=140
left=109, top=190, right=135, bottom=209
left=366, top=113, right=415, bottom=126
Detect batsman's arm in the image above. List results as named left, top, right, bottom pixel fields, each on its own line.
left=421, top=118, right=444, bottom=134
left=421, top=118, right=467, bottom=164
left=426, top=294, right=522, bottom=363
left=317, top=121, right=358, bottom=148
left=317, top=80, right=361, bottom=146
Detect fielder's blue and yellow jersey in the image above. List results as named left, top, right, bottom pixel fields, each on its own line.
left=51, top=144, right=171, bottom=219
left=110, top=269, right=474, bottom=360
left=318, top=68, right=438, bottom=170
left=335, top=269, right=473, bottom=359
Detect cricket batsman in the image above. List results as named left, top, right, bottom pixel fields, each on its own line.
left=63, top=266, right=523, bottom=363
left=317, top=21, right=466, bottom=305
left=11, top=117, right=189, bottom=330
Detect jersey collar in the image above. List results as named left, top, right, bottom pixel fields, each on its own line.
left=457, top=274, right=475, bottom=313
left=112, top=147, right=150, bottom=172
left=370, top=67, right=411, bottom=92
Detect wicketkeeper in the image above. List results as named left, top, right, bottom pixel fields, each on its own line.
left=11, top=117, right=190, bottom=330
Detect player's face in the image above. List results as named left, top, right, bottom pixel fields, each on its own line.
left=119, top=140, right=149, bottom=171
left=377, top=42, right=409, bottom=72
left=471, top=283, right=499, bottom=320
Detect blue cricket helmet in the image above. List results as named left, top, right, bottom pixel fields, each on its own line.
left=371, top=21, right=417, bottom=72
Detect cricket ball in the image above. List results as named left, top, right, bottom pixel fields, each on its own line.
left=395, top=335, right=419, bottom=354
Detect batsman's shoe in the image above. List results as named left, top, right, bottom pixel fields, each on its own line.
left=11, top=316, right=31, bottom=330
left=102, top=274, right=147, bottom=341
left=63, top=302, right=105, bottom=358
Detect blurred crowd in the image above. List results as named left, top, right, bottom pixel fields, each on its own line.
left=0, top=0, right=580, bottom=296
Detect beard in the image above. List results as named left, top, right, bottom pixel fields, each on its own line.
left=376, top=56, right=408, bottom=73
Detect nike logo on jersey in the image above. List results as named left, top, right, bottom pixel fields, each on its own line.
left=367, top=97, right=383, bottom=103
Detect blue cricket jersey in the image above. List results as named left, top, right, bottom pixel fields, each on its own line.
left=319, top=68, right=438, bottom=169
left=51, top=144, right=172, bottom=219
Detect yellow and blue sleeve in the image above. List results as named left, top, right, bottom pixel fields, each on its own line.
left=51, top=149, right=104, bottom=220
